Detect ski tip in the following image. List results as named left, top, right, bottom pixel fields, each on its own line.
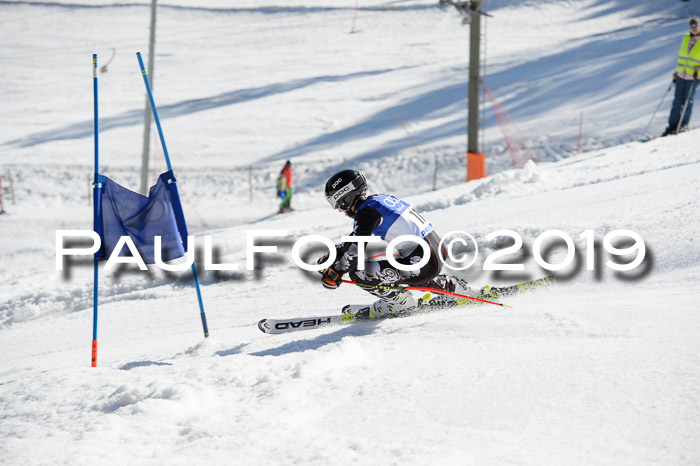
left=258, top=319, right=270, bottom=333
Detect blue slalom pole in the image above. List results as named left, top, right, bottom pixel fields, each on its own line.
left=136, top=52, right=172, bottom=171
left=136, top=52, right=210, bottom=338
left=92, top=54, right=99, bottom=366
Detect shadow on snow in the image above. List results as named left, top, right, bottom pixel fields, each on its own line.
left=249, top=322, right=379, bottom=357
left=3, top=67, right=409, bottom=148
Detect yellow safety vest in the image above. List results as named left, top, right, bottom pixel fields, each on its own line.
left=676, top=33, right=700, bottom=75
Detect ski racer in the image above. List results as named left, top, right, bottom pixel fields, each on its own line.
left=318, top=169, right=459, bottom=318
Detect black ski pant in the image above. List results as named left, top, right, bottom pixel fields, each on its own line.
left=348, top=231, right=446, bottom=300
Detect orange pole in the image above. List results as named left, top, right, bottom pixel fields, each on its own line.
left=466, top=152, right=486, bottom=181
left=91, top=340, right=98, bottom=367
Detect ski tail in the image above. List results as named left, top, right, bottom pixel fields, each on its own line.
left=258, top=315, right=352, bottom=334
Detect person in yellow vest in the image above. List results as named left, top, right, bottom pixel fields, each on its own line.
left=663, top=17, right=700, bottom=136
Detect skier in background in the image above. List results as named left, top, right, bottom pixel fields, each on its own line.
left=276, top=160, right=293, bottom=213
left=318, top=169, right=460, bottom=319
left=663, top=16, right=700, bottom=136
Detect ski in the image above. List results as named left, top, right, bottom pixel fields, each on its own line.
left=480, top=275, right=553, bottom=298
left=258, top=314, right=353, bottom=334
left=257, top=276, right=553, bottom=334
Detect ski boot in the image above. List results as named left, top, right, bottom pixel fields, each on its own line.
left=422, top=275, right=473, bottom=307
left=342, top=304, right=371, bottom=316
left=478, top=284, right=512, bottom=299
left=343, top=289, right=418, bottom=320
left=661, top=126, right=676, bottom=137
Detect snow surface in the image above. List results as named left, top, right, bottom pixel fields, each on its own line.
left=1, top=0, right=700, bottom=464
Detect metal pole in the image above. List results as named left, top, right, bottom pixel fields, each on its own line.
left=432, top=155, right=438, bottom=191
left=643, top=82, right=672, bottom=135
left=140, top=0, right=157, bottom=195
left=249, top=165, right=253, bottom=202
left=467, top=0, right=481, bottom=154
left=577, top=111, right=583, bottom=154
left=8, top=170, right=15, bottom=204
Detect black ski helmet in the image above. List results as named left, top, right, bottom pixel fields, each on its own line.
left=324, top=169, right=367, bottom=213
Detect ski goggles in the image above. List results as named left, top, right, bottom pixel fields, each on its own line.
left=325, top=180, right=356, bottom=211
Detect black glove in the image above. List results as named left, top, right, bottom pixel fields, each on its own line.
left=321, top=266, right=342, bottom=289
left=317, top=253, right=343, bottom=288
left=316, top=254, right=330, bottom=273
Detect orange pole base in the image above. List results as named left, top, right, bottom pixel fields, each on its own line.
left=91, top=340, right=98, bottom=367
left=466, top=152, right=486, bottom=181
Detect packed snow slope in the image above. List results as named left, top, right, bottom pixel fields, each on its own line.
left=4, top=131, right=700, bottom=466
left=1, top=0, right=700, bottom=465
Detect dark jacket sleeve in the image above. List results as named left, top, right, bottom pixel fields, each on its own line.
left=331, top=204, right=382, bottom=274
